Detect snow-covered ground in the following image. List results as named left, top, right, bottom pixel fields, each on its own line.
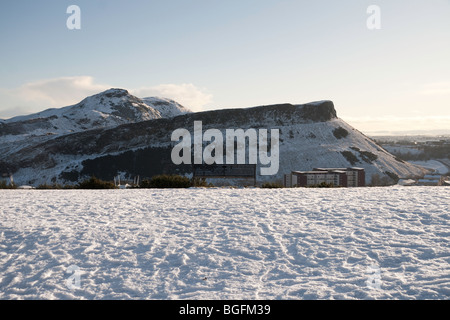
left=409, top=160, right=449, bottom=175
left=0, top=187, right=449, bottom=300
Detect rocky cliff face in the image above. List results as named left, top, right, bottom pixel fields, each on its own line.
left=0, top=92, right=425, bottom=186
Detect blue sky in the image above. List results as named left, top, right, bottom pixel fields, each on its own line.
left=1, top=0, right=449, bottom=134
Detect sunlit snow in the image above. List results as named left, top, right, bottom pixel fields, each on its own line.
left=0, top=187, right=448, bottom=299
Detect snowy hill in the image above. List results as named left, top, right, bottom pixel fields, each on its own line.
left=0, top=89, right=179, bottom=142
left=0, top=98, right=425, bottom=186
left=0, top=88, right=192, bottom=160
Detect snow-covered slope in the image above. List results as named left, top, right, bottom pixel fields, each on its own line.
left=0, top=187, right=448, bottom=299
left=142, top=97, right=192, bottom=118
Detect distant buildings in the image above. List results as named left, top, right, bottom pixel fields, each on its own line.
left=399, top=174, right=449, bottom=186
left=284, top=167, right=365, bottom=187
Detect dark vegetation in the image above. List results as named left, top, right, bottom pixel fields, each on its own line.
left=77, top=176, right=117, bottom=189
left=0, top=180, right=16, bottom=189
left=333, top=127, right=349, bottom=139
left=140, top=174, right=191, bottom=188
left=261, top=182, right=284, bottom=188
left=393, top=145, right=450, bottom=161
left=36, top=183, right=75, bottom=189
left=76, top=147, right=184, bottom=183
left=373, top=137, right=450, bottom=161
left=350, top=147, right=378, bottom=164
left=307, top=182, right=336, bottom=188
left=341, top=151, right=359, bottom=166
left=341, top=148, right=378, bottom=166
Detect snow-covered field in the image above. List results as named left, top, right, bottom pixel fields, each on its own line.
left=0, top=187, right=449, bottom=300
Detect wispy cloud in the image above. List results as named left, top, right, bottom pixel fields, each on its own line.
left=0, top=77, right=213, bottom=118
left=0, top=76, right=109, bottom=118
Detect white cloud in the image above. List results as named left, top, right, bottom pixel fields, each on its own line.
left=131, top=83, right=213, bottom=112
left=0, top=77, right=213, bottom=118
left=0, top=76, right=109, bottom=118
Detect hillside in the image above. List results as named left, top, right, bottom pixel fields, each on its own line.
left=0, top=93, right=426, bottom=187
left=0, top=89, right=161, bottom=140
left=0, top=89, right=192, bottom=159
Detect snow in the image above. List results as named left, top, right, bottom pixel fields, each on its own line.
left=141, top=97, right=192, bottom=118
left=301, top=100, right=333, bottom=106
left=398, top=179, right=416, bottom=186
left=0, top=186, right=449, bottom=300
left=409, top=160, right=449, bottom=175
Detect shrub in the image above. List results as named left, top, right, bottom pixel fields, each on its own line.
left=341, top=151, right=359, bottom=165
left=261, top=182, right=284, bottom=188
left=289, top=130, right=295, bottom=139
left=307, top=182, right=335, bottom=188
left=359, top=151, right=378, bottom=164
left=28, top=183, right=75, bottom=189
left=191, top=177, right=214, bottom=188
left=333, top=127, right=349, bottom=139
left=350, top=147, right=378, bottom=164
left=37, top=183, right=62, bottom=189
left=0, top=180, right=16, bottom=189
left=139, top=179, right=152, bottom=188
left=142, top=174, right=191, bottom=188
left=77, top=176, right=117, bottom=189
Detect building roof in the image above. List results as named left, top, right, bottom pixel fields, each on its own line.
left=293, top=170, right=346, bottom=175
left=293, top=171, right=325, bottom=174
left=292, top=168, right=365, bottom=175
left=313, top=167, right=365, bottom=171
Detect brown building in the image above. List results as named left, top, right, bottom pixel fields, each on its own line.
left=284, top=167, right=365, bottom=187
